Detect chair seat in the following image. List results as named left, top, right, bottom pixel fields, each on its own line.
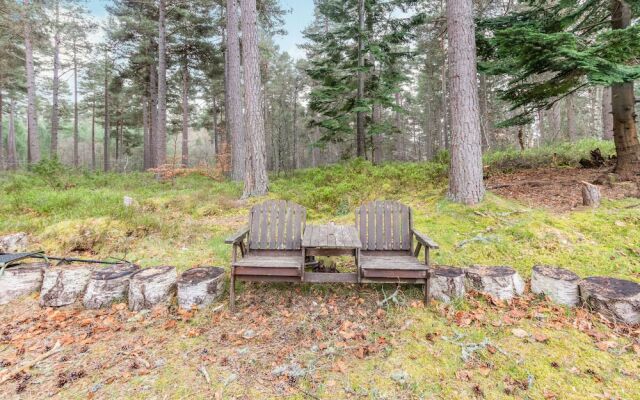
left=360, top=255, right=427, bottom=279
left=233, top=255, right=303, bottom=277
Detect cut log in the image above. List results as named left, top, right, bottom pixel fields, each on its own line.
left=581, top=181, right=601, bottom=207
left=579, top=277, right=640, bottom=325
left=0, top=232, right=28, bottom=253
left=128, top=266, right=177, bottom=311
left=82, top=263, right=140, bottom=309
left=40, top=264, right=95, bottom=307
left=0, top=262, right=46, bottom=305
left=177, top=267, right=225, bottom=310
left=531, top=265, right=580, bottom=306
left=428, top=266, right=465, bottom=303
left=465, top=266, right=525, bottom=300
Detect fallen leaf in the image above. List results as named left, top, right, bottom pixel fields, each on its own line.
left=534, top=334, right=549, bottom=343
left=595, top=341, right=617, bottom=352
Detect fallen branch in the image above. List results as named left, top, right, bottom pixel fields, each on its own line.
left=0, top=341, right=62, bottom=385
left=199, top=365, right=211, bottom=384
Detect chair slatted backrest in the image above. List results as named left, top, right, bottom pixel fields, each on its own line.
left=248, top=200, right=306, bottom=250
left=355, top=201, right=412, bottom=251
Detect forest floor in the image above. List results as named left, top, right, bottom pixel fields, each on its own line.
left=0, top=139, right=639, bottom=399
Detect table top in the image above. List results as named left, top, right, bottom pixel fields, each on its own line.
left=302, top=224, right=362, bottom=249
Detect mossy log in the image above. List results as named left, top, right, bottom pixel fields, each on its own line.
left=428, top=266, right=465, bottom=303
left=465, top=266, right=524, bottom=300
left=0, top=232, right=28, bottom=253
left=40, top=264, right=95, bottom=307
left=128, top=266, right=177, bottom=311
left=579, top=277, right=640, bottom=325
left=0, top=262, right=46, bottom=305
left=531, top=265, right=580, bottom=306
left=82, top=263, right=140, bottom=309
left=177, top=267, right=225, bottom=310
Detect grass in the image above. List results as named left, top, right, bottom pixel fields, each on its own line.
left=0, top=139, right=639, bottom=399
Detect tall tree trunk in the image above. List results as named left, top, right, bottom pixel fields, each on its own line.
left=602, top=86, right=614, bottom=140
left=372, top=105, right=383, bottom=164
left=23, top=0, right=40, bottom=164
left=212, top=95, right=218, bottom=156
left=566, top=94, right=576, bottom=141
left=395, top=92, right=404, bottom=161
left=103, top=50, right=110, bottom=172
left=7, top=98, right=17, bottom=169
left=115, top=114, right=121, bottom=165
left=355, top=0, right=366, bottom=158
left=181, top=62, right=189, bottom=167
left=149, top=63, right=158, bottom=168
left=156, top=0, right=168, bottom=166
left=143, top=95, right=150, bottom=169
left=292, top=86, right=299, bottom=169
left=0, top=88, right=3, bottom=170
left=611, top=0, right=640, bottom=176
left=226, top=0, right=245, bottom=180
left=447, top=0, right=485, bottom=205
left=549, top=101, right=561, bottom=141
left=91, top=98, right=96, bottom=170
left=240, top=0, right=269, bottom=197
left=73, top=41, right=79, bottom=167
left=51, top=0, right=60, bottom=159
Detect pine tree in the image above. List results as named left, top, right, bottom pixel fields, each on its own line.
left=478, top=0, right=640, bottom=176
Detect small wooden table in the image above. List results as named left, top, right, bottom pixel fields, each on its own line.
left=302, top=224, right=361, bottom=283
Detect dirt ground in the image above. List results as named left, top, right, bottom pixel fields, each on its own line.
left=487, top=167, right=639, bottom=212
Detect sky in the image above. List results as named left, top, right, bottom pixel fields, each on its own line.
left=85, top=0, right=315, bottom=59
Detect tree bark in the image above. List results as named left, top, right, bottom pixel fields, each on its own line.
left=91, top=98, right=96, bottom=170
left=23, top=0, right=40, bottom=164
left=149, top=63, right=158, bottom=168
left=226, top=0, right=245, bottom=180
left=143, top=95, right=150, bottom=169
left=73, top=41, right=79, bottom=167
left=465, top=266, right=525, bottom=301
left=240, top=0, right=269, bottom=197
left=156, top=0, right=168, bottom=166
left=212, top=94, right=218, bottom=156
left=610, top=0, right=640, bottom=176
left=428, top=266, right=466, bottom=303
left=177, top=267, right=225, bottom=310
left=446, top=0, right=485, bottom=205
left=355, top=0, right=366, bottom=158
left=531, top=265, right=580, bottom=307
left=51, top=0, right=60, bottom=159
left=579, top=276, right=640, bottom=325
left=0, top=263, right=45, bottom=305
left=0, top=88, right=3, bottom=170
left=104, top=50, right=110, bottom=172
left=566, top=94, right=576, bottom=141
left=82, top=264, right=139, bottom=309
left=128, top=266, right=177, bottom=311
left=602, top=86, right=614, bottom=140
left=181, top=62, right=189, bottom=167
left=7, top=97, right=17, bottom=169
left=40, top=264, right=96, bottom=307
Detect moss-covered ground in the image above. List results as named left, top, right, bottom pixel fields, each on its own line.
left=0, top=139, right=638, bottom=399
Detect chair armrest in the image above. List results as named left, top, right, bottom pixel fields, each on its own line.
left=412, top=229, right=439, bottom=249
left=225, top=226, right=249, bottom=245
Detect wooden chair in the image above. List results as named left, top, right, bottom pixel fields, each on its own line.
left=225, top=200, right=306, bottom=310
left=355, top=200, right=439, bottom=302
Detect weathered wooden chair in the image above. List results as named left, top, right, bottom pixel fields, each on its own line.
left=355, top=200, right=439, bottom=302
left=225, top=200, right=306, bottom=310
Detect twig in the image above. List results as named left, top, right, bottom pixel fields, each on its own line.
left=198, top=365, right=211, bottom=384
left=376, top=286, right=400, bottom=307
left=0, top=341, right=62, bottom=384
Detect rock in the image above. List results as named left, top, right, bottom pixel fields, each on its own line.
left=40, top=264, right=95, bottom=307
left=82, top=263, right=140, bottom=309
left=428, top=266, right=465, bottom=303
left=176, top=267, right=225, bottom=310
left=0, top=262, right=46, bottom=305
left=128, top=266, right=177, bottom=311
left=531, top=265, right=580, bottom=306
left=465, top=266, right=524, bottom=300
left=0, top=233, right=28, bottom=253
left=579, top=277, right=640, bottom=325
left=123, top=196, right=135, bottom=207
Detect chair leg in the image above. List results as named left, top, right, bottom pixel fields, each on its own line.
left=230, top=270, right=236, bottom=312
left=424, top=272, right=431, bottom=305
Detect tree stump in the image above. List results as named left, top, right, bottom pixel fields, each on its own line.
left=128, top=266, right=177, bottom=311
left=579, top=277, right=640, bottom=325
left=177, top=267, right=225, bottom=310
left=82, top=263, right=140, bottom=309
left=465, top=266, right=525, bottom=300
left=0, top=262, right=46, bottom=305
left=40, top=264, right=95, bottom=307
left=0, top=232, right=28, bottom=253
left=428, top=266, right=465, bottom=303
left=581, top=181, right=601, bottom=207
left=531, top=265, right=580, bottom=306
